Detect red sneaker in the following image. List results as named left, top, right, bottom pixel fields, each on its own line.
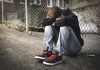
left=43, top=54, right=63, bottom=65
left=35, top=50, right=52, bottom=60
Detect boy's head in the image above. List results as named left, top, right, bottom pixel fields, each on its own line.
left=47, top=6, right=63, bottom=19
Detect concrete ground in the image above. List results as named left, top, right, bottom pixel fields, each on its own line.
left=0, top=28, right=100, bottom=70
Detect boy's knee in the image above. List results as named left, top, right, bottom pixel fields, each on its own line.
left=45, top=26, right=53, bottom=31
left=60, top=26, right=69, bottom=31
left=45, top=26, right=52, bottom=29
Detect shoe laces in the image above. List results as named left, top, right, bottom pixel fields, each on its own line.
left=48, top=54, right=57, bottom=60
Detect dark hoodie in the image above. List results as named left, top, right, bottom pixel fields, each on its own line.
left=42, top=11, right=84, bottom=46
left=42, top=18, right=56, bottom=27
left=42, top=18, right=60, bottom=31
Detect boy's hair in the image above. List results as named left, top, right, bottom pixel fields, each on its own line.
left=47, top=6, right=63, bottom=19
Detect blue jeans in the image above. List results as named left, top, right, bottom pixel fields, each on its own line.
left=44, top=26, right=82, bottom=55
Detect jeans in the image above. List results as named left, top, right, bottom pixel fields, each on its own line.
left=44, top=26, right=82, bottom=55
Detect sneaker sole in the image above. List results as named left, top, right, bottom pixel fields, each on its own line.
left=43, top=60, right=63, bottom=65
left=35, top=56, right=46, bottom=60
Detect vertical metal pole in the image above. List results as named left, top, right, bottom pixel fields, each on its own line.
left=58, top=0, right=60, bottom=7
left=2, top=0, right=4, bottom=24
left=51, top=0, right=53, bottom=7
left=25, top=0, right=28, bottom=32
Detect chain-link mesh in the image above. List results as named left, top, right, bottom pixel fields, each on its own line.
left=27, top=0, right=47, bottom=28
left=3, top=2, right=25, bottom=24
left=0, top=1, right=25, bottom=31
left=0, top=0, right=100, bottom=34
left=68, top=0, right=100, bottom=34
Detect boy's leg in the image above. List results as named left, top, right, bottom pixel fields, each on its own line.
left=44, top=26, right=58, bottom=51
left=55, top=26, right=70, bottom=55
left=35, top=26, right=58, bottom=60
left=56, top=26, right=82, bottom=55
left=67, top=27, right=82, bottom=55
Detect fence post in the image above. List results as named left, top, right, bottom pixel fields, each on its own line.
left=25, top=0, right=28, bottom=32
left=2, top=0, right=4, bottom=24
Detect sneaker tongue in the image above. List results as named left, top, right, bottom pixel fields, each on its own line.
left=53, top=51, right=59, bottom=55
left=43, top=51, right=47, bottom=55
left=43, top=50, right=48, bottom=55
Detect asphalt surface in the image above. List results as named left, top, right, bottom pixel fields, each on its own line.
left=0, top=28, right=100, bottom=70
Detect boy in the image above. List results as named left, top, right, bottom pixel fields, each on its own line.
left=35, top=6, right=84, bottom=65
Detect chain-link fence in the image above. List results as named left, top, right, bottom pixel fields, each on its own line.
left=68, top=0, right=100, bottom=34
left=0, top=0, right=100, bottom=34
left=27, top=0, right=47, bottom=27
left=0, top=0, right=25, bottom=31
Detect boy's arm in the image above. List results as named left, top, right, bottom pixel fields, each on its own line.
left=53, top=14, right=78, bottom=27
left=52, top=16, right=66, bottom=27
left=42, top=18, right=56, bottom=27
